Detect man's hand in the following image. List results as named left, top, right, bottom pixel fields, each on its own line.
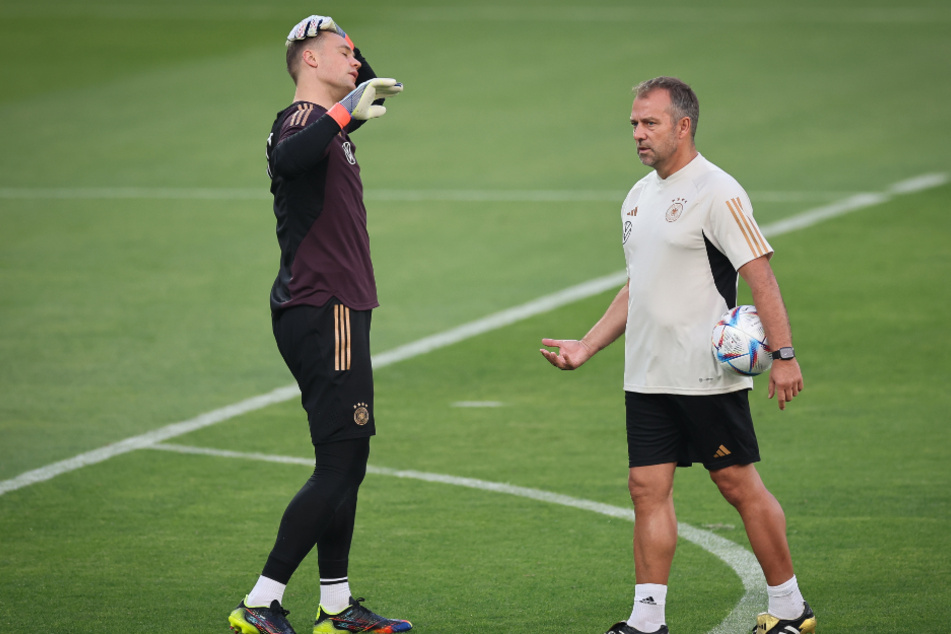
left=738, top=256, right=803, bottom=411
left=286, top=15, right=353, bottom=49
left=338, top=78, right=403, bottom=120
left=539, top=339, right=596, bottom=370
left=768, top=358, right=804, bottom=410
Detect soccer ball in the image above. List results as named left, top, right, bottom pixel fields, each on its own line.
left=711, top=305, right=772, bottom=376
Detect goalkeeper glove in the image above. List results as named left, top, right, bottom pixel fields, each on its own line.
left=286, top=15, right=353, bottom=49
left=328, top=78, right=404, bottom=126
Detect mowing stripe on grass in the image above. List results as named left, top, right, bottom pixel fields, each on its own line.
left=0, top=186, right=881, bottom=203
left=148, top=441, right=763, bottom=634
left=0, top=171, right=945, bottom=498
left=1, top=6, right=947, bottom=24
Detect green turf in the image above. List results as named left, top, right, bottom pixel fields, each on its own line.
left=1, top=0, right=949, bottom=632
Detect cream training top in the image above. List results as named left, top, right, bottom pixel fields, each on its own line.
left=620, top=153, right=773, bottom=394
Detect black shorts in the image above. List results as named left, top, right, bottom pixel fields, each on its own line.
left=625, top=390, right=759, bottom=471
left=272, top=301, right=376, bottom=445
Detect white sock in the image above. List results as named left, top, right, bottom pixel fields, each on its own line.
left=767, top=575, right=805, bottom=620
left=320, top=577, right=352, bottom=614
left=246, top=575, right=286, bottom=608
left=628, top=583, right=667, bottom=633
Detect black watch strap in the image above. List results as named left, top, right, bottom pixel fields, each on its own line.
left=771, top=346, right=795, bottom=360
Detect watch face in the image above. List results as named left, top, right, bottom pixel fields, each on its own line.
left=775, top=347, right=795, bottom=360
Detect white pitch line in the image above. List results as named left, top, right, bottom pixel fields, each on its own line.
left=0, top=271, right=623, bottom=497
left=370, top=269, right=628, bottom=368
left=758, top=173, right=946, bottom=236
left=148, top=441, right=764, bottom=632
left=0, top=171, right=946, bottom=498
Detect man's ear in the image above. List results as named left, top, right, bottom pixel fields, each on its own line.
left=678, top=116, right=692, bottom=138
left=302, top=48, right=320, bottom=69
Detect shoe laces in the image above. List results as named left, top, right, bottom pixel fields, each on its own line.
left=347, top=597, right=377, bottom=618
left=342, top=597, right=388, bottom=627
left=267, top=600, right=291, bottom=618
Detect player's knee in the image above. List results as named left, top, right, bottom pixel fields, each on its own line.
left=715, top=481, right=744, bottom=507
left=710, top=465, right=763, bottom=508
left=627, top=472, right=669, bottom=508
left=627, top=472, right=644, bottom=500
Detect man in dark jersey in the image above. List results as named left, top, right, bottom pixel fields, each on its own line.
left=228, top=15, right=409, bottom=634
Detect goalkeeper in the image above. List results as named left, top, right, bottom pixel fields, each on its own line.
left=227, top=15, right=410, bottom=634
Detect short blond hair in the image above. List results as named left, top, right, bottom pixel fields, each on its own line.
left=285, top=32, right=326, bottom=83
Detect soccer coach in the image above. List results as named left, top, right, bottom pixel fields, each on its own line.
left=540, top=77, right=815, bottom=634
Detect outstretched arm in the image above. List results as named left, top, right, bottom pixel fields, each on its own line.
left=739, top=256, right=803, bottom=410
left=270, top=78, right=403, bottom=179
left=540, top=280, right=629, bottom=370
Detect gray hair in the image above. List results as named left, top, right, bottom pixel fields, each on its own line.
left=634, top=76, right=699, bottom=140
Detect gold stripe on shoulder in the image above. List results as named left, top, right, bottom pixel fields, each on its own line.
left=289, top=103, right=313, bottom=128
left=726, top=197, right=768, bottom=258
left=725, top=198, right=756, bottom=254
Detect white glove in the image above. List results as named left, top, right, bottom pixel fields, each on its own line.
left=338, top=78, right=404, bottom=120
left=286, top=15, right=351, bottom=47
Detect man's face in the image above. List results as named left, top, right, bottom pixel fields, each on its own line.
left=630, top=89, right=683, bottom=171
left=310, top=33, right=361, bottom=98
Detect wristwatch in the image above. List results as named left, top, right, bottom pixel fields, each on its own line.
left=771, top=346, right=795, bottom=361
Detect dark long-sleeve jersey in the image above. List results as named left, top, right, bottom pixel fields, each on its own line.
left=265, top=49, right=380, bottom=314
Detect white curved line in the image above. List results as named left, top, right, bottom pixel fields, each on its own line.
left=148, top=442, right=765, bottom=631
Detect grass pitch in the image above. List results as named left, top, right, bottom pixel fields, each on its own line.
left=1, top=1, right=950, bottom=632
